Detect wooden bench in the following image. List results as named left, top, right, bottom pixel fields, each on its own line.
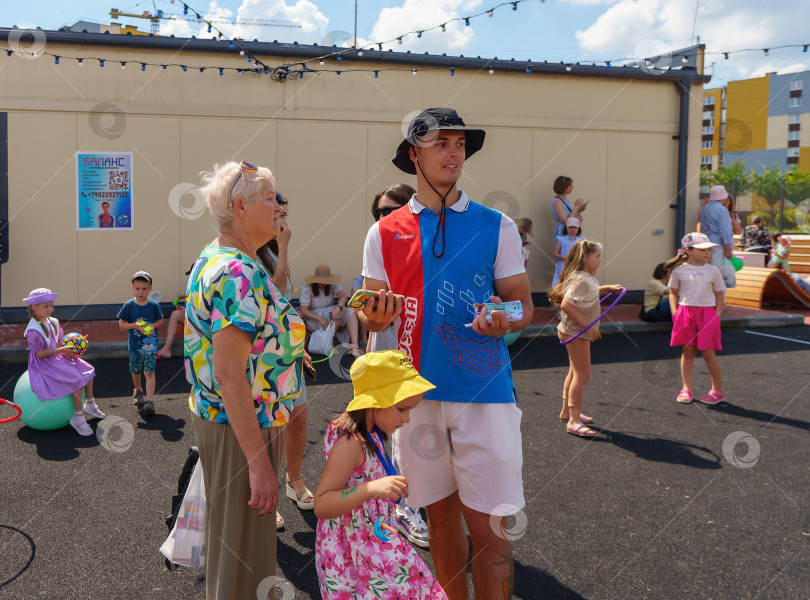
left=725, top=267, right=810, bottom=309
left=733, top=235, right=810, bottom=273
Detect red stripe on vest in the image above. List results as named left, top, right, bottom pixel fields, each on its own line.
left=379, top=209, right=425, bottom=370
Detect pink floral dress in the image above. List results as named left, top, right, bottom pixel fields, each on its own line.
left=315, top=423, right=447, bottom=599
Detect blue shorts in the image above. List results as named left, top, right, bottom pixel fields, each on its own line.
left=129, top=351, right=157, bottom=374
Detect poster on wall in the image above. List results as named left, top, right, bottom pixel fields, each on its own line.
left=76, top=152, right=133, bottom=230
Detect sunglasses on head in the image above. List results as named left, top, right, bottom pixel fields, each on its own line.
left=374, top=205, right=399, bottom=220
left=275, top=192, right=287, bottom=205
left=229, top=160, right=258, bottom=204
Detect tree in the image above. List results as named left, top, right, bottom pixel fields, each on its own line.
left=752, top=164, right=784, bottom=212
left=784, top=165, right=810, bottom=206
left=700, top=160, right=753, bottom=196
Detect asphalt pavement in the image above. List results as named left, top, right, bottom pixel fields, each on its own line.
left=1, top=326, right=809, bottom=599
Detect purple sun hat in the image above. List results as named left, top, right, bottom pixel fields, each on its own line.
left=23, top=288, right=58, bottom=305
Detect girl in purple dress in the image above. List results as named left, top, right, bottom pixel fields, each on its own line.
left=23, top=288, right=105, bottom=436
left=314, top=350, right=447, bottom=599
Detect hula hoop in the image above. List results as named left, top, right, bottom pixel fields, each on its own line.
left=560, top=286, right=627, bottom=344
left=309, top=347, right=335, bottom=364
left=0, top=397, right=22, bottom=423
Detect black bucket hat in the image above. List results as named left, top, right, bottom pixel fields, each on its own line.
left=392, top=107, right=486, bottom=175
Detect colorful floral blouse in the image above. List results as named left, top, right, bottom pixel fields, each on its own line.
left=184, top=244, right=305, bottom=428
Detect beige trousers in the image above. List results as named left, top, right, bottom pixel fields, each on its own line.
left=193, top=416, right=286, bottom=600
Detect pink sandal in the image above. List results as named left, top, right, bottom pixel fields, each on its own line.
left=676, top=389, right=693, bottom=404
left=567, top=423, right=598, bottom=438
left=560, top=414, right=594, bottom=425
left=699, top=389, right=725, bottom=405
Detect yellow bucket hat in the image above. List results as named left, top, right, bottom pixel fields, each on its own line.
left=346, top=350, right=436, bottom=412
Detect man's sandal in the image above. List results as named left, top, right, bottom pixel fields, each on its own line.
left=699, top=389, right=725, bottom=405
left=676, top=389, right=693, bottom=404
left=567, top=423, right=598, bottom=438
left=286, top=475, right=315, bottom=510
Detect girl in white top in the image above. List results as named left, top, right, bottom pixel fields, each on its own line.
left=665, top=232, right=727, bottom=406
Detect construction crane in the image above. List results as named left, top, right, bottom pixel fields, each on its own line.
left=110, top=6, right=301, bottom=35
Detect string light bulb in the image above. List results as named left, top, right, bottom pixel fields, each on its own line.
left=566, top=65, right=572, bottom=71
left=320, top=59, right=325, bottom=65
left=763, top=49, right=769, bottom=56
left=99, top=59, right=104, bottom=67
left=54, top=56, right=60, bottom=64
left=465, top=18, right=470, bottom=26
left=141, top=63, right=146, bottom=71
left=182, top=65, right=187, bottom=71
left=374, top=70, right=379, bottom=78
left=418, top=31, right=423, bottom=38
left=120, top=61, right=126, bottom=69
left=681, top=56, right=688, bottom=63
left=78, top=58, right=83, bottom=66
left=239, top=50, right=245, bottom=56
left=488, top=68, right=494, bottom=74
left=219, top=68, right=224, bottom=76
left=162, top=65, right=167, bottom=72
left=488, top=10, right=493, bottom=17
left=336, top=71, right=341, bottom=78
left=450, top=68, right=455, bottom=76
left=398, top=37, right=403, bottom=44
left=183, top=4, right=188, bottom=15
left=441, top=24, right=446, bottom=32
left=724, top=52, right=729, bottom=59
left=512, top=2, right=518, bottom=10
left=412, top=69, right=417, bottom=76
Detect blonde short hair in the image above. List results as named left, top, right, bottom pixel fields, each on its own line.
left=199, top=162, right=276, bottom=229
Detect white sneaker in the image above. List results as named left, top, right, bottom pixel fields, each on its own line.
left=83, top=400, right=106, bottom=420
left=396, top=505, right=429, bottom=548
left=70, top=414, right=93, bottom=436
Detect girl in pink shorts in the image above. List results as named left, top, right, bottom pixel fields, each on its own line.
left=665, top=232, right=727, bottom=405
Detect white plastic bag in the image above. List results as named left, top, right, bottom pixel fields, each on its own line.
left=160, top=462, right=206, bottom=567
left=308, top=320, right=336, bottom=356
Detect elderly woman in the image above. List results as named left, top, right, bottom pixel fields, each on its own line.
left=185, top=161, right=306, bottom=599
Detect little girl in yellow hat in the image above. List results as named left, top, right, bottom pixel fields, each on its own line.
left=313, top=350, right=447, bottom=599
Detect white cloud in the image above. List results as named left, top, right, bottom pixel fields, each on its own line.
left=159, top=1, right=329, bottom=43
left=370, top=0, right=483, bottom=54
left=572, top=0, right=810, bottom=83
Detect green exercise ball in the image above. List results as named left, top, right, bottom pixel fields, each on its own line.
left=503, top=331, right=521, bottom=347
left=13, top=371, right=80, bottom=430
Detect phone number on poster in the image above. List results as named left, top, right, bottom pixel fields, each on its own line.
left=88, top=192, right=129, bottom=198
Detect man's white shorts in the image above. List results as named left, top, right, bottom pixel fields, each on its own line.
left=392, top=399, right=524, bottom=517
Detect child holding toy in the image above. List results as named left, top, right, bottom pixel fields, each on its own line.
left=117, top=271, right=163, bottom=416
left=665, top=232, right=727, bottom=405
left=314, top=350, right=447, bottom=599
left=23, top=288, right=105, bottom=436
left=549, top=239, right=623, bottom=437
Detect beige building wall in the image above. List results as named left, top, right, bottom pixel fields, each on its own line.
left=766, top=115, right=789, bottom=149
left=1, top=39, right=705, bottom=309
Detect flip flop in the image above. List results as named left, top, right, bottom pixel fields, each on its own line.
left=276, top=511, right=285, bottom=530
left=567, top=423, right=598, bottom=438
left=560, top=414, right=594, bottom=425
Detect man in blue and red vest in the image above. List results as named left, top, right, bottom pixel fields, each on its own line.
left=359, top=107, right=533, bottom=600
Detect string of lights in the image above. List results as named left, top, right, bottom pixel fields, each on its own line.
left=3, top=0, right=808, bottom=83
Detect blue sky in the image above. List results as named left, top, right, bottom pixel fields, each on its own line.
left=2, top=0, right=809, bottom=87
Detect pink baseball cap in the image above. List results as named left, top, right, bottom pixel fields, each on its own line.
left=566, top=217, right=581, bottom=227
left=23, top=288, right=58, bottom=305
left=681, top=232, right=717, bottom=249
